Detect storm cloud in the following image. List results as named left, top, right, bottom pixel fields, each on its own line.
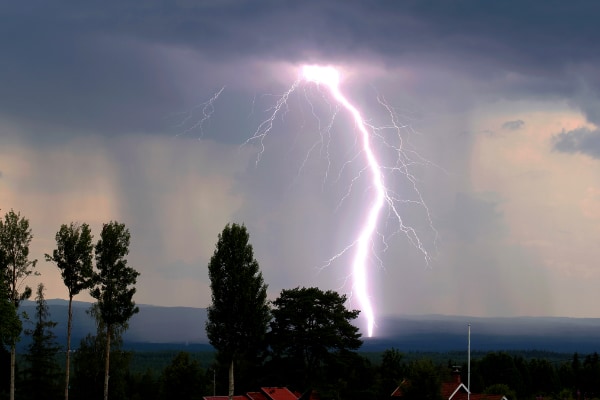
left=502, top=120, right=525, bottom=131
left=553, top=127, right=600, bottom=159
left=2, top=1, right=600, bottom=332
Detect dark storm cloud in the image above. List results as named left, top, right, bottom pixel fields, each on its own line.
left=0, top=30, right=183, bottom=137
left=553, top=127, right=600, bottom=159
left=502, top=120, right=525, bottom=131
left=6, top=1, right=598, bottom=68
left=2, top=0, right=600, bottom=139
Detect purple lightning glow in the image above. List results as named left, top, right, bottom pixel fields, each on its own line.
left=245, top=64, right=435, bottom=337
left=302, top=65, right=382, bottom=337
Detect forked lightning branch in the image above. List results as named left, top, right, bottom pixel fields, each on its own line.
left=245, top=65, right=435, bottom=337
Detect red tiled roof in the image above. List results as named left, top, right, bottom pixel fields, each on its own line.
left=470, top=395, right=506, bottom=400
left=203, top=396, right=248, bottom=400
left=261, top=387, right=299, bottom=400
left=247, top=392, right=269, bottom=400
left=441, top=383, right=457, bottom=399
left=442, top=382, right=470, bottom=400
left=391, top=380, right=506, bottom=400
left=451, top=392, right=470, bottom=400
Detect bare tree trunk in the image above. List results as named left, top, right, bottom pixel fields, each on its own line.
left=228, top=359, right=234, bottom=400
left=104, top=325, right=111, bottom=400
left=10, top=342, right=15, bottom=400
left=65, top=295, right=73, bottom=400
left=10, top=272, right=16, bottom=400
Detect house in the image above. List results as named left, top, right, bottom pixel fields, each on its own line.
left=392, top=368, right=508, bottom=400
left=205, top=387, right=301, bottom=400
left=261, top=387, right=301, bottom=400
left=204, top=396, right=248, bottom=400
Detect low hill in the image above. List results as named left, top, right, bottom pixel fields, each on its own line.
left=18, top=299, right=208, bottom=350
left=366, top=314, right=600, bottom=353
left=16, top=300, right=600, bottom=353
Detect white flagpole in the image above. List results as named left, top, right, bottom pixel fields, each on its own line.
left=468, top=323, right=471, bottom=400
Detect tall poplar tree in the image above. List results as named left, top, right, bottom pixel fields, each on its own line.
left=90, top=221, right=139, bottom=400
left=206, top=223, right=270, bottom=400
left=0, top=210, right=38, bottom=400
left=45, top=222, right=94, bottom=400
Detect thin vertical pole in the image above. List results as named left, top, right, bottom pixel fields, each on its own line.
left=468, top=324, right=471, bottom=400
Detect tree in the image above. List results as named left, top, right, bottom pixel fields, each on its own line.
left=475, top=352, right=526, bottom=396
left=70, top=321, right=132, bottom=400
left=130, top=369, right=160, bottom=400
left=45, top=222, right=94, bottom=400
left=70, top=333, right=105, bottom=400
left=0, top=281, right=21, bottom=351
left=268, top=287, right=362, bottom=390
left=484, top=384, right=516, bottom=400
left=399, top=359, right=443, bottom=400
left=0, top=209, right=38, bottom=400
left=22, top=283, right=61, bottom=400
left=161, top=352, right=206, bottom=400
left=206, top=223, right=270, bottom=399
left=0, top=280, right=21, bottom=399
left=528, top=358, right=559, bottom=395
left=380, top=348, right=405, bottom=396
left=322, top=350, right=376, bottom=400
left=581, top=353, right=600, bottom=396
left=90, top=221, right=140, bottom=400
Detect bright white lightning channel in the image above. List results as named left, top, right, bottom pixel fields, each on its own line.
left=247, top=64, right=434, bottom=338
left=302, top=65, right=381, bottom=338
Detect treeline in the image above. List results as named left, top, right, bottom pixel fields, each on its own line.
left=4, top=340, right=600, bottom=400
left=1, top=210, right=140, bottom=400
left=463, top=350, right=600, bottom=400
left=3, top=213, right=600, bottom=400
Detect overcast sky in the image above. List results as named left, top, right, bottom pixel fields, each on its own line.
left=2, top=1, right=600, bottom=336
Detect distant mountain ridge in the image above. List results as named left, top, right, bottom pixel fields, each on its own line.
left=367, top=314, right=600, bottom=353
left=18, top=299, right=208, bottom=350
left=16, top=299, right=600, bottom=353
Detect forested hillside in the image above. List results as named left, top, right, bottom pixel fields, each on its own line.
left=17, top=300, right=600, bottom=354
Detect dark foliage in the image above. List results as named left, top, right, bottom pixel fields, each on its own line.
left=45, top=222, right=94, bottom=300
left=0, top=281, right=20, bottom=350
left=70, top=331, right=132, bottom=400
left=0, top=210, right=37, bottom=400
left=21, top=284, right=61, bottom=400
left=45, top=222, right=94, bottom=400
left=161, top=352, right=207, bottom=400
left=91, top=221, right=140, bottom=329
left=206, top=223, right=270, bottom=394
left=127, top=369, right=160, bottom=400
left=91, top=221, right=139, bottom=400
left=399, top=359, right=444, bottom=400
left=378, top=348, right=405, bottom=397
left=0, top=347, right=11, bottom=400
left=268, top=287, right=362, bottom=392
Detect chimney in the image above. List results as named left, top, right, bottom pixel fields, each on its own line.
left=452, top=366, right=461, bottom=384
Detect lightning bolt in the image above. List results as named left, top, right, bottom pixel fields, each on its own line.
left=171, top=86, right=226, bottom=138
left=247, top=64, right=435, bottom=338
left=301, top=65, right=382, bottom=338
